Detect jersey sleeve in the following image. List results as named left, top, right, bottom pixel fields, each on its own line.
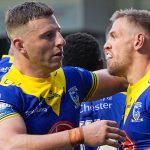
left=0, top=56, right=13, bottom=77
left=63, top=67, right=99, bottom=102
left=0, top=85, right=22, bottom=121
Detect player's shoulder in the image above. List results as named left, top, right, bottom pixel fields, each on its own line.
left=63, top=66, right=87, bottom=72
left=62, top=66, right=92, bottom=77
left=0, top=65, right=22, bottom=88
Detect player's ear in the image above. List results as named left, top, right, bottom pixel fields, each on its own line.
left=13, top=38, right=27, bottom=54
left=134, top=33, right=145, bottom=50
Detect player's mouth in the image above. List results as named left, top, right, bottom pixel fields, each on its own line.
left=105, top=52, right=112, bottom=61
left=54, top=51, right=63, bottom=60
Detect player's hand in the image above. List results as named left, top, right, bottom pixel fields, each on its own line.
left=83, top=120, right=126, bottom=148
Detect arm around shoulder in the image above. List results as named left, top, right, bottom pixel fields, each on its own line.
left=91, top=69, right=128, bottom=100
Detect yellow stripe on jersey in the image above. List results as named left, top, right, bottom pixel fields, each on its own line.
left=121, top=92, right=127, bottom=95
left=83, top=72, right=99, bottom=102
left=0, top=113, right=20, bottom=122
left=2, top=55, right=14, bottom=63
left=124, top=71, right=150, bottom=124
left=0, top=66, right=66, bottom=116
left=47, top=68, right=66, bottom=115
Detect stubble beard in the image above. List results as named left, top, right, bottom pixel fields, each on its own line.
left=107, top=61, right=125, bottom=77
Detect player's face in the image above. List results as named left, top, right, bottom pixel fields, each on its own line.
left=104, top=17, right=135, bottom=77
left=22, top=15, right=65, bottom=73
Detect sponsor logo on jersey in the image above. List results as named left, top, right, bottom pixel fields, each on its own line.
left=68, top=86, right=80, bottom=108
left=80, top=102, right=112, bottom=113
left=131, top=102, right=143, bottom=122
left=122, top=135, right=136, bottom=150
left=3, top=79, right=21, bottom=86
left=25, top=101, right=47, bottom=116
left=0, top=67, right=10, bottom=73
left=0, top=102, right=14, bottom=119
left=47, top=90, right=60, bottom=101
left=49, top=121, right=75, bottom=150
left=0, top=102, right=11, bottom=109
left=48, top=121, right=75, bottom=133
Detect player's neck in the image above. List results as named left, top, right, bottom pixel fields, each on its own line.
left=13, top=62, right=51, bottom=78
left=127, top=58, right=150, bottom=85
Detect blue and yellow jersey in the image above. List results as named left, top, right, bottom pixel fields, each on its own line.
left=0, top=66, right=98, bottom=138
left=0, top=55, right=13, bottom=76
left=120, top=71, right=150, bottom=150
left=80, top=92, right=126, bottom=150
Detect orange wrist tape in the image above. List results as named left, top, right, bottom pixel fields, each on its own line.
left=68, top=127, right=84, bottom=147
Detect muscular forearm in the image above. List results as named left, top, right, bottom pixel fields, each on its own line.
left=0, top=118, right=126, bottom=149
left=3, top=130, right=72, bottom=150
left=92, top=69, right=128, bottom=100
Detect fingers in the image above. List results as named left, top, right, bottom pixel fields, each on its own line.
left=106, top=120, right=118, bottom=127
left=82, top=120, right=126, bottom=148
left=107, top=126, right=126, bottom=138
left=105, top=139, right=121, bottom=148
left=105, top=126, right=126, bottom=148
left=106, top=132, right=125, bottom=142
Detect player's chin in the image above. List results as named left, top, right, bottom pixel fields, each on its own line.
left=107, top=66, right=117, bottom=76
left=50, top=62, right=62, bottom=71
left=108, top=67, right=123, bottom=77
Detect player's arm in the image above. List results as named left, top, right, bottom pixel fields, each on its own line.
left=91, top=69, right=128, bottom=100
left=0, top=116, right=72, bottom=150
left=0, top=116, right=126, bottom=149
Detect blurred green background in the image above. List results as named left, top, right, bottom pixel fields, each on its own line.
left=0, top=0, right=149, bottom=58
